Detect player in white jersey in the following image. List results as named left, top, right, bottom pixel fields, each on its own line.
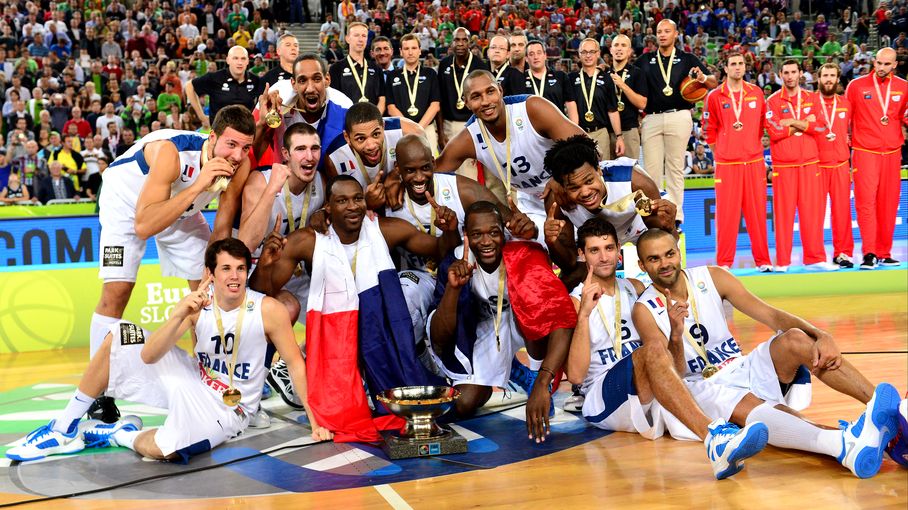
left=434, top=70, right=584, bottom=243
left=542, top=134, right=677, bottom=286
left=7, top=239, right=330, bottom=464
left=566, top=217, right=768, bottom=479
left=633, top=228, right=905, bottom=479
left=384, top=135, right=537, bottom=371
left=324, top=101, right=423, bottom=209
left=428, top=202, right=578, bottom=443
left=89, top=106, right=257, bottom=423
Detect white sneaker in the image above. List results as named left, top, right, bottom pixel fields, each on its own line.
left=774, top=265, right=789, bottom=273
left=6, top=420, right=85, bottom=461
left=81, top=415, right=143, bottom=448
left=757, top=265, right=773, bottom=273
left=563, top=392, right=585, bottom=413
left=249, top=408, right=272, bottom=429
left=705, top=419, right=769, bottom=480
left=804, top=262, right=840, bottom=271
left=839, top=383, right=900, bottom=478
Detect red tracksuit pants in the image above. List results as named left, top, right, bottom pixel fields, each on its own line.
left=853, top=149, right=901, bottom=259
left=819, top=161, right=855, bottom=258
left=773, top=163, right=828, bottom=266
left=715, top=161, right=772, bottom=267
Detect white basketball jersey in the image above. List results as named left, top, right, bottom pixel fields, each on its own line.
left=253, top=170, right=326, bottom=258
left=470, top=260, right=525, bottom=347
left=105, top=129, right=218, bottom=219
left=638, top=266, right=743, bottom=380
left=466, top=96, right=554, bottom=195
left=561, top=158, right=648, bottom=245
left=327, top=117, right=403, bottom=187
left=194, top=290, right=268, bottom=413
left=385, top=173, right=465, bottom=271
left=570, top=278, right=641, bottom=395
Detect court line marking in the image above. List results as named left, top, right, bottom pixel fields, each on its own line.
left=374, top=484, right=413, bottom=510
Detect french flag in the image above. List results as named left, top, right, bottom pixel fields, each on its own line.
left=646, top=297, right=665, bottom=309
left=305, top=216, right=441, bottom=442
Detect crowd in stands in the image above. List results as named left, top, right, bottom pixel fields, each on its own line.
left=1, top=0, right=906, bottom=204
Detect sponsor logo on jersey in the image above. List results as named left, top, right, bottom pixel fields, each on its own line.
left=119, top=323, right=146, bottom=345
left=102, top=246, right=124, bottom=267
left=697, top=281, right=707, bottom=293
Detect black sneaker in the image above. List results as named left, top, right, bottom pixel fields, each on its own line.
left=834, top=254, right=854, bottom=269
left=880, top=257, right=901, bottom=266
left=267, top=359, right=305, bottom=409
left=87, top=396, right=120, bottom=424
left=860, top=253, right=878, bottom=270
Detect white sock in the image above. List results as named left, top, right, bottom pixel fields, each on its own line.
left=90, top=313, right=120, bottom=357
left=527, top=354, right=544, bottom=371
left=112, top=429, right=141, bottom=450
left=52, top=389, right=96, bottom=435
left=747, top=402, right=843, bottom=458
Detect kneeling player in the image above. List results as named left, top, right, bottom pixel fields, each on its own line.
left=567, top=217, right=768, bottom=479
left=633, top=228, right=905, bottom=478
left=6, top=239, right=329, bottom=463
left=428, top=202, right=577, bottom=442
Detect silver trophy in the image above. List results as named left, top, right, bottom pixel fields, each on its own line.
left=377, top=386, right=468, bottom=459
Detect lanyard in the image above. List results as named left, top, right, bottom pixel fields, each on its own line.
left=346, top=55, right=370, bottom=102
left=405, top=182, right=437, bottom=236
left=211, top=291, right=246, bottom=400
left=594, top=279, right=623, bottom=356
left=580, top=69, right=599, bottom=121
left=476, top=105, right=512, bottom=190
left=529, top=70, right=547, bottom=98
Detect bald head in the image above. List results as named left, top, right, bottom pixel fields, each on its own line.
left=874, top=47, right=897, bottom=78
left=396, top=134, right=433, bottom=166
left=656, top=19, right=679, bottom=50
left=227, top=45, right=248, bottom=59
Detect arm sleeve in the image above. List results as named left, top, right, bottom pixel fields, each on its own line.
left=703, top=91, right=718, bottom=144
left=428, top=70, right=441, bottom=103
left=191, top=71, right=216, bottom=96
left=764, top=96, right=791, bottom=142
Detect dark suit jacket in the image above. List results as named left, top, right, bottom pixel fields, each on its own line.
left=37, top=175, right=79, bottom=204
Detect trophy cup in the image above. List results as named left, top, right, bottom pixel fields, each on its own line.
left=376, top=386, right=468, bottom=459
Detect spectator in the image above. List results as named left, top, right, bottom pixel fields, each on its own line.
left=0, top=171, right=35, bottom=204
left=324, top=39, right=345, bottom=65
left=37, top=161, right=80, bottom=204
left=690, top=144, right=715, bottom=175
left=62, top=107, right=92, bottom=140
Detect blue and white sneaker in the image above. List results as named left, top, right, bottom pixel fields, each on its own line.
left=706, top=419, right=769, bottom=480
left=886, top=397, right=908, bottom=468
left=838, top=383, right=900, bottom=478
left=81, top=415, right=143, bottom=448
left=508, top=359, right=554, bottom=417
left=5, top=420, right=85, bottom=461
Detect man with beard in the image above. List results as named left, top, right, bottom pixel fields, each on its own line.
left=607, top=34, right=647, bottom=159
left=845, top=47, right=908, bottom=269
left=251, top=176, right=460, bottom=442
left=815, top=63, right=855, bottom=269
left=89, top=106, right=257, bottom=423
left=507, top=40, right=578, bottom=123
left=509, top=32, right=529, bottom=74
left=436, top=70, right=584, bottom=241
left=253, top=53, right=348, bottom=173
left=633, top=228, right=904, bottom=479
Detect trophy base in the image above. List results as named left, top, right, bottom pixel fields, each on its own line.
left=380, top=427, right=468, bottom=459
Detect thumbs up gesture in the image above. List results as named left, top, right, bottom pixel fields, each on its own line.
left=505, top=195, right=538, bottom=240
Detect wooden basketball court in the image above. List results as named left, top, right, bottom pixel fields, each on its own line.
left=0, top=291, right=905, bottom=509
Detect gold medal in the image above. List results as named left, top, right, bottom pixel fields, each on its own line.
left=657, top=49, right=676, bottom=98
left=701, top=365, right=719, bottom=379
left=662, top=86, right=673, bottom=96
left=223, top=388, right=242, bottom=406
left=264, top=108, right=282, bottom=128
left=452, top=53, right=473, bottom=112
left=580, top=69, right=598, bottom=125
left=407, top=106, right=418, bottom=117
left=584, top=111, right=594, bottom=122
left=403, top=64, right=422, bottom=119
left=456, top=100, right=465, bottom=110
left=616, top=100, right=625, bottom=112
left=634, top=190, right=653, bottom=216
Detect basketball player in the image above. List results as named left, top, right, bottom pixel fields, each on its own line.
left=428, top=202, right=577, bottom=442
left=633, top=229, right=903, bottom=478
left=567, top=217, right=768, bottom=479
left=436, top=70, right=584, bottom=243
left=252, top=53, right=348, bottom=172
left=816, top=63, right=855, bottom=269
left=89, top=106, right=256, bottom=422
left=7, top=239, right=329, bottom=463
left=324, top=102, right=423, bottom=208
left=703, top=53, right=772, bottom=271
left=845, top=47, right=907, bottom=269
left=541, top=134, right=676, bottom=284
left=637, top=20, right=717, bottom=226
left=766, top=60, right=837, bottom=272
left=385, top=135, right=537, bottom=369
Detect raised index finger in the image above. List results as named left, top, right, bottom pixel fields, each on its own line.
left=273, top=212, right=283, bottom=233
left=461, top=234, right=470, bottom=261
left=585, top=262, right=594, bottom=284
left=425, top=188, right=440, bottom=210
left=508, top=195, right=520, bottom=213
left=547, top=201, right=558, bottom=220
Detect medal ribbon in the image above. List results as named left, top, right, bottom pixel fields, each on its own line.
left=404, top=64, right=421, bottom=114
left=212, top=291, right=247, bottom=400
left=872, top=74, right=892, bottom=119
left=352, top=142, right=386, bottom=186
left=530, top=70, right=547, bottom=98
left=614, top=68, right=627, bottom=104
left=347, top=55, right=369, bottom=101
left=476, top=105, right=512, bottom=190
left=657, top=48, right=676, bottom=91
left=580, top=69, right=599, bottom=120
left=494, top=63, right=509, bottom=81
left=728, top=83, right=744, bottom=127
left=820, top=94, right=838, bottom=134
left=494, top=265, right=505, bottom=352
left=655, top=271, right=716, bottom=375
left=452, top=53, right=474, bottom=106
left=595, top=279, right=623, bottom=356
left=405, top=182, right=437, bottom=237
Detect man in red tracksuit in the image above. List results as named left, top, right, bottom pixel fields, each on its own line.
left=845, top=47, right=908, bottom=269
left=816, top=63, right=855, bottom=269
left=764, top=59, right=837, bottom=272
left=704, top=53, right=772, bottom=271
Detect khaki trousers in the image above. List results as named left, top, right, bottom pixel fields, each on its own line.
left=640, top=109, right=692, bottom=222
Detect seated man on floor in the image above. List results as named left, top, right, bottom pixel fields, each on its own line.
left=566, top=217, right=768, bottom=479
left=633, top=228, right=906, bottom=479
left=428, top=201, right=577, bottom=443
left=7, top=239, right=329, bottom=463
